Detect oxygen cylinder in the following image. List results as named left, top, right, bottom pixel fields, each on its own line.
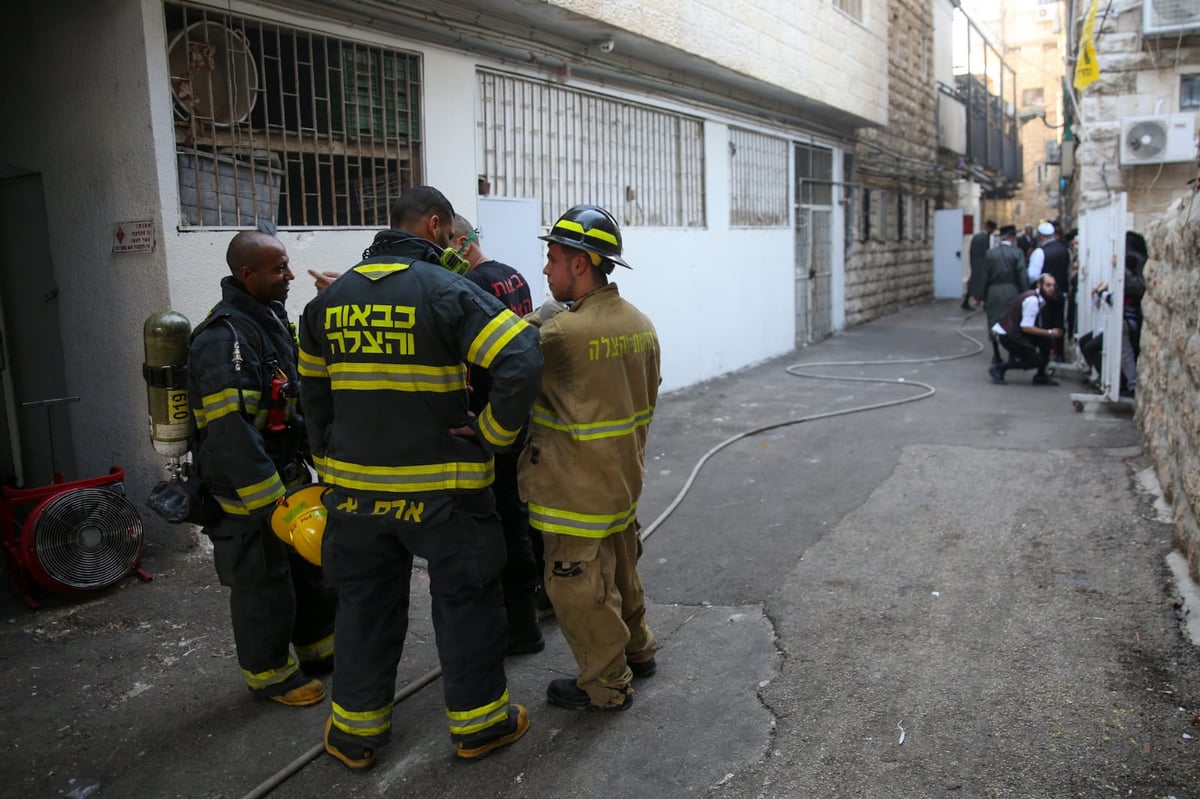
left=142, top=311, right=192, bottom=458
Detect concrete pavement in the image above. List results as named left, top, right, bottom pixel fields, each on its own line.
left=1, top=300, right=1196, bottom=798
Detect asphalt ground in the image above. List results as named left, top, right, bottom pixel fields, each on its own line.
left=1, top=299, right=1197, bottom=798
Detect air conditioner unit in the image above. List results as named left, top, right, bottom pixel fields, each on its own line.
left=1144, top=0, right=1200, bottom=35
left=1118, top=114, right=1197, bottom=165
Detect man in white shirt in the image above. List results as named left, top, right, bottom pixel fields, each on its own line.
left=1026, top=221, right=1056, bottom=283
left=988, top=274, right=1064, bottom=386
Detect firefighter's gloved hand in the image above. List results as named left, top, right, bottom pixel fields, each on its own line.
left=526, top=299, right=569, bottom=327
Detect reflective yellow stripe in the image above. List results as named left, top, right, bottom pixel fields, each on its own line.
left=529, top=502, right=637, bottom=538
left=220, top=473, right=287, bottom=516
left=446, top=690, right=509, bottom=735
left=530, top=404, right=654, bottom=441
left=467, top=310, right=529, bottom=368
left=352, top=261, right=411, bottom=280
left=477, top=404, right=519, bottom=448
left=332, top=701, right=392, bottom=736
left=554, top=218, right=618, bottom=246
left=327, top=362, right=467, bottom=392
left=298, top=347, right=328, bottom=378
left=295, top=633, right=334, bottom=662
left=196, top=388, right=262, bottom=428
left=318, top=455, right=494, bottom=493
left=242, top=655, right=298, bottom=690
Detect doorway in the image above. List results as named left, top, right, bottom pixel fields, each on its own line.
left=0, top=174, right=76, bottom=486
left=795, top=143, right=834, bottom=345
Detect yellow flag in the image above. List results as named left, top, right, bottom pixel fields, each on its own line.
left=1074, top=0, right=1101, bottom=90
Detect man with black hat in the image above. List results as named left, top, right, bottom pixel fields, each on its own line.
left=969, top=224, right=1028, bottom=365
left=963, top=218, right=996, bottom=310
left=989, top=273, right=1064, bottom=386
left=519, top=204, right=660, bottom=712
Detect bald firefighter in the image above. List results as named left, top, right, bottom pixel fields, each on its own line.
left=188, top=231, right=336, bottom=706
left=299, top=186, right=542, bottom=768
left=520, top=205, right=661, bottom=711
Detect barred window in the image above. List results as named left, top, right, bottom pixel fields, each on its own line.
left=478, top=70, right=705, bottom=227
left=730, top=128, right=788, bottom=226
left=833, top=0, right=864, bottom=22
left=167, top=2, right=422, bottom=228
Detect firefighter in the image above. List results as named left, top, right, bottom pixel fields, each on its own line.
left=188, top=231, right=337, bottom=706
left=299, top=186, right=542, bottom=769
left=451, top=214, right=545, bottom=655
left=520, top=205, right=661, bottom=711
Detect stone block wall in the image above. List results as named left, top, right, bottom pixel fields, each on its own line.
left=1138, top=193, right=1200, bottom=582
left=845, top=0, right=944, bottom=327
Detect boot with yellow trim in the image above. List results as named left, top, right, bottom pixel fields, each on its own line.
left=324, top=716, right=376, bottom=771
left=252, top=670, right=326, bottom=707
left=454, top=704, right=530, bottom=760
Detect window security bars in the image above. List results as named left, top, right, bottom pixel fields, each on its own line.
left=167, top=2, right=422, bottom=228
left=478, top=70, right=705, bottom=227
left=730, top=127, right=789, bottom=226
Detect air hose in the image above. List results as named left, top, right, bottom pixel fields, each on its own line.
left=642, top=310, right=984, bottom=541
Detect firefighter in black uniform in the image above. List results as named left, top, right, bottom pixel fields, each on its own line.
left=188, top=231, right=337, bottom=706
left=451, top=214, right=544, bottom=656
left=299, top=186, right=543, bottom=769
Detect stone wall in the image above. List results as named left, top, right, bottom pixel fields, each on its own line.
left=1138, top=193, right=1200, bottom=582
left=1070, top=5, right=1200, bottom=231
left=845, top=0, right=945, bottom=327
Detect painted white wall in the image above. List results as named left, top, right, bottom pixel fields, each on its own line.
left=0, top=0, right=173, bottom=510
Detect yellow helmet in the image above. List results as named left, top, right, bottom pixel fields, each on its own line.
left=270, top=485, right=330, bottom=566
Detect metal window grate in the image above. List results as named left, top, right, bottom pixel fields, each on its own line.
left=166, top=2, right=422, bottom=228
left=730, top=128, right=788, bottom=226
left=477, top=70, right=705, bottom=227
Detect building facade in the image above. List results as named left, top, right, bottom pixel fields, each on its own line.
left=0, top=0, right=955, bottom=546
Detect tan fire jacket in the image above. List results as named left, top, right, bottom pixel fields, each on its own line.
left=518, top=283, right=661, bottom=538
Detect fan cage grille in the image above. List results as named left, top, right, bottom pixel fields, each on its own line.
left=31, top=488, right=144, bottom=590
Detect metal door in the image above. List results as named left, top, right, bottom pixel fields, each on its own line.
left=933, top=209, right=965, bottom=298
left=794, top=144, right=835, bottom=346
left=1076, top=193, right=1127, bottom=402
left=795, top=206, right=834, bottom=345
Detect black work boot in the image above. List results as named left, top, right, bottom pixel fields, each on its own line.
left=505, top=595, right=545, bottom=656
left=547, top=679, right=633, bottom=711
left=455, top=704, right=530, bottom=759
left=324, top=716, right=376, bottom=770
left=628, top=657, right=657, bottom=678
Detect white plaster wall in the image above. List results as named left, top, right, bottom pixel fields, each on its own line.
left=549, top=0, right=890, bottom=126
left=0, top=0, right=172, bottom=515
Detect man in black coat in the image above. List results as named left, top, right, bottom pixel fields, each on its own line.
left=963, top=219, right=996, bottom=310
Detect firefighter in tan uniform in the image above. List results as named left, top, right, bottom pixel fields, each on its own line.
left=519, top=205, right=660, bottom=711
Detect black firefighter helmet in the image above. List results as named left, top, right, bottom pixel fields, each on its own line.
left=539, top=205, right=631, bottom=271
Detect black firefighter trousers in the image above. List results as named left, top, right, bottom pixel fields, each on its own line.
left=207, top=515, right=337, bottom=689
left=322, top=489, right=510, bottom=748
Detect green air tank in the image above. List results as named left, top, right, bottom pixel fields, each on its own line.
left=142, top=311, right=192, bottom=459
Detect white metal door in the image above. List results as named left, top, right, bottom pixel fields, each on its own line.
left=1076, top=194, right=1127, bottom=402
left=933, top=209, right=965, bottom=298
left=475, top=197, right=546, bottom=309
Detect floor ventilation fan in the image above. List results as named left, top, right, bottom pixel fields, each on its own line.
left=2, top=468, right=150, bottom=609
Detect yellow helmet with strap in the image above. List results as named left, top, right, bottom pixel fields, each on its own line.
left=270, top=484, right=330, bottom=566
